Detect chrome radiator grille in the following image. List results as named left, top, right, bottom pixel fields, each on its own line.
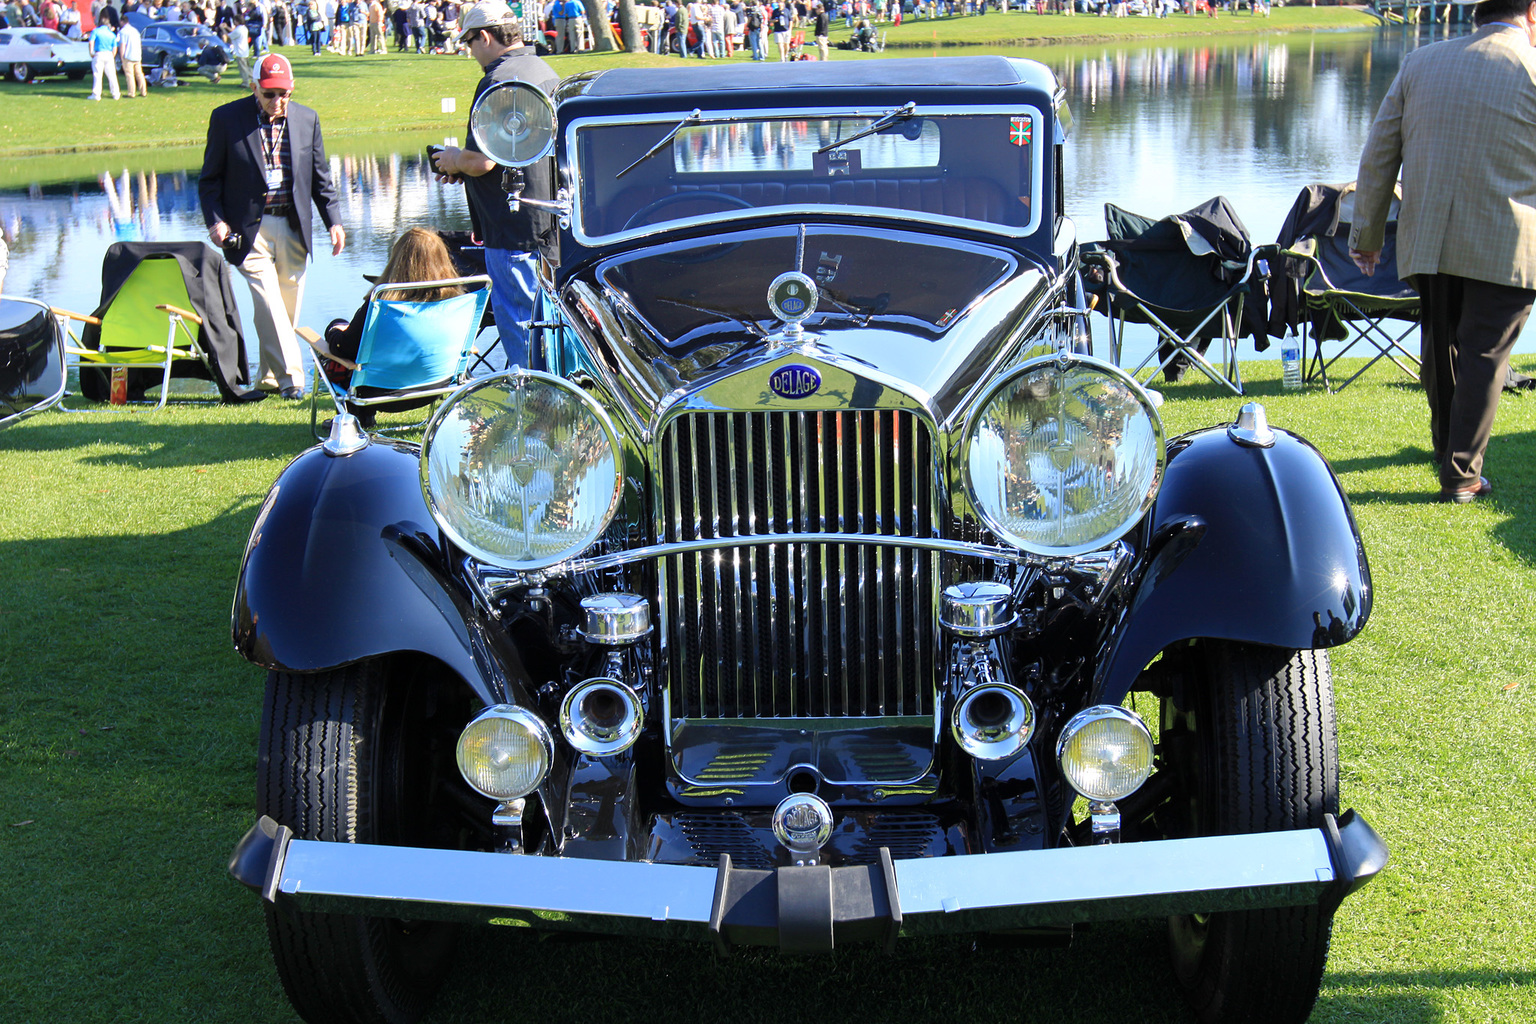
left=658, top=409, right=938, bottom=719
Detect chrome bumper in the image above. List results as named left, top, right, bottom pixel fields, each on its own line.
left=230, top=810, right=1386, bottom=952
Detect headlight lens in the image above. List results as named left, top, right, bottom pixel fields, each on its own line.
left=964, top=355, right=1163, bottom=556
left=1056, top=705, right=1154, bottom=802
left=422, top=370, right=623, bottom=569
left=456, top=706, right=554, bottom=800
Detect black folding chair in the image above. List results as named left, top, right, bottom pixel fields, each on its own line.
left=1272, top=182, right=1420, bottom=393
left=1083, top=196, right=1269, bottom=395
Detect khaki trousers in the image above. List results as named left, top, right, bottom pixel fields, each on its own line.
left=239, top=214, right=309, bottom=391
left=123, top=59, right=147, bottom=97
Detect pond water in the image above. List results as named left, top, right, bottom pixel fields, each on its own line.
left=0, top=24, right=1505, bottom=392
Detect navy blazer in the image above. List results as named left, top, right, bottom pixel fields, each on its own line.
left=198, top=95, right=342, bottom=267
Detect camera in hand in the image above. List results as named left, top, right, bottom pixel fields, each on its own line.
left=222, top=232, right=243, bottom=252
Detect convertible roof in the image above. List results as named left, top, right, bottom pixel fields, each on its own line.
left=567, top=56, right=1058, bottom=101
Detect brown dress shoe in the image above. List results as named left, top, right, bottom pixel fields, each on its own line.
left=1439, top=477, right=1492, bottom=504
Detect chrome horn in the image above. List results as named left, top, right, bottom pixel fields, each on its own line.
left=559, top=678, right=643, bottom=757
left=951, top=682, right=1036, bottom=760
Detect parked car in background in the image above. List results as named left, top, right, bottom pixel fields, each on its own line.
left=228, top=55, right=1388, bottom=1024
left=0, top=27, right=89, bottom=81
left=126, top=13, right=228, bottom=82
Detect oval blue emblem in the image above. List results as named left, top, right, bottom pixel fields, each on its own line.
left=770, top=365, right=822, bottom=400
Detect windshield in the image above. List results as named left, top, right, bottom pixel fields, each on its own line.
left=571, top=107, right=1044, bottom=244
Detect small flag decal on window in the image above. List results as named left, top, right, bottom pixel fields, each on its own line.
left=1010, top=117, right=1031, bottom=147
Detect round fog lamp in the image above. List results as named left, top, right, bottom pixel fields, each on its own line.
left=1055, top=705, right=1154, bottom=802
left=456, top=705, right=554, bottom=800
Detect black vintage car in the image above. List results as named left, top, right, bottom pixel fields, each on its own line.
left=125, top=14, right=228, bottom=82
left=229, top=56, right=1386, bottom=1024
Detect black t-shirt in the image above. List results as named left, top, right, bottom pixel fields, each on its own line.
left=463, top=46, right=561, bottom=253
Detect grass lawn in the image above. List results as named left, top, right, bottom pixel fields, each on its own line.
left=0, top=5, right=1378, bottom=165
left=1, top=354, right=1534, bottom=1023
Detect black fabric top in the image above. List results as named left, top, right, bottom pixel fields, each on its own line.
left=1269, top=182, right=1417, bottom=339
left=1084, top=195, right=1266, bottom=343
left=575, top=55, right=1052, bottom=98
left=464, top=47, right=561, bottom=253
left=78, top=241, right=258, bottom=403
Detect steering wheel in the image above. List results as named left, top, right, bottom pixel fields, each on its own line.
left=623, top=190, right=755, bottom=231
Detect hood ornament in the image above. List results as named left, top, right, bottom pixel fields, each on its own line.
left=767, top=225, right=819, bottom=350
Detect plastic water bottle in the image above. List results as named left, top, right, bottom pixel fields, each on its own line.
left=1280, top=328, right=1302, bottom=390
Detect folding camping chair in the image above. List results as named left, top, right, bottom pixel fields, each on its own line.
left=52, top=256, right=214, bottom=410
left=0, top=296, right=68, bottom=427
left=49, top=242, right=256, bottom=408
left=299, top=275, right=492, bottom=440
left=1082, top=196, right=1269, bottom=396
left=1272, top=182, right=1420, bottom=393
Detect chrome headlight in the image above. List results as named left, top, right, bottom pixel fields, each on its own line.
left=963, top=355, right=1163, bottom=557
left=1056, top=705, right=1154, bottom=802
left=456, top=705, right=554, bottom=800
left=422, top=370, right=623, bottom=570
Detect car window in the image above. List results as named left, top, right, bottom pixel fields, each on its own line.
left=25, top=31, right=69, bottom=43
left=144, top=26, right=163, bottom=38
left=572, top=107, right=1045, bottom=244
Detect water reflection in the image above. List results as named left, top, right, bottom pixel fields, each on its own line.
left=1, top=148, right=472, bottom=389
left=3, top=25, right=1520, bottom=386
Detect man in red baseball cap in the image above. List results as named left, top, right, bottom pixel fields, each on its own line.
left=199, top=53, right=346, bottom=399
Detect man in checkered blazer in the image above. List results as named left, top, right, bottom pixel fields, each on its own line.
left=1351, top=0, right=1536, bottom=503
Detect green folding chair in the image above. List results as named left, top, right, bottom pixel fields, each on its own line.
left=53, top=255, right=217, bottom=410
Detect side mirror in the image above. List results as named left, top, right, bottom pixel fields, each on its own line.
left=0, top=297, right=68, bottom=428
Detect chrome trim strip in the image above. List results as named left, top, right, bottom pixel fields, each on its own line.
left=478, top=532, right=1037, bottom=593
left=251, top=822, right=1381, bottom=939
left=565, top=104, right=1048, bottom=247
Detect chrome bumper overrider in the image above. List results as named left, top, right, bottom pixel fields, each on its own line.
left=230, top=810, right=1386, bottom=953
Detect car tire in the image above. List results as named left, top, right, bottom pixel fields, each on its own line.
left=11, top=62, right=32, bottom=82
left=1159, top=641, right=1338, bottom=1024
left=159, top=52, right=172, bottom=71
left=257, top=662, right=460, bottom=1024
left=67, top=69, right=87, bottom=79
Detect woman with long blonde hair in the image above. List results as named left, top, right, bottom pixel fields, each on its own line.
left=319, top=228, right=466, bottom=424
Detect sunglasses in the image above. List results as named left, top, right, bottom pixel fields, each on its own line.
left=260, top=90, right=292, bottom=100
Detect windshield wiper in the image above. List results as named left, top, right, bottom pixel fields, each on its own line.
left=617, top=109, right=703, bottom=179
left=814, top=102, right=917, bottom=155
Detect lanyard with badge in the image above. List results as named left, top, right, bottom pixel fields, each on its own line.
left=261, top=117, right=286, bottom=192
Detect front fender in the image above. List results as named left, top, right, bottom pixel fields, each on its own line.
left=232, top=441, right=489, bottom=700
left=1093, top=423, right=1371, bottom=705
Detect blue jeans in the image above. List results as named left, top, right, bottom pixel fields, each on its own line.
left=485, top=248, right=541, bottom=371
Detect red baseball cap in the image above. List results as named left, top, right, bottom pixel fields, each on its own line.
left=255, top=53, right=294, bottom=91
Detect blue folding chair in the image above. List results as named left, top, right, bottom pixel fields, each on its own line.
left=299, top=275, right=491, bottom=440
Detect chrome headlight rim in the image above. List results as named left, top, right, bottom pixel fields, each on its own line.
left=1054, top=703, right=1155, bottom=803
left=959, top=353, right=1165, bottom=559
left=455, top=704, right=555, bottom=801
left=419, top=368, right=626, bottom=572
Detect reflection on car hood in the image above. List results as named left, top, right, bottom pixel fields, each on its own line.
left=576, top=224, right=1055, bottom=424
